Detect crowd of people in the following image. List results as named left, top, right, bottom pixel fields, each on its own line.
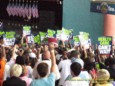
left=0, top=36, right=115, bottom=86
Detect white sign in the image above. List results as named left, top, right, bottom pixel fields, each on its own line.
left=98, top=45, right=111, bottom=54
left=4, top=38, right=15, bottom=46
left=23, top=26, right=31, bottom=36
left=26, top=35, right=34, bottom=44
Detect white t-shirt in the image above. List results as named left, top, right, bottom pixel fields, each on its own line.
left=64, top=77, right=89, bottom=86
left=58, top=59, right=72, bottom=85
left=26, top=66, right=33, bottom=78
left=4, top=64, right=10, bottom=80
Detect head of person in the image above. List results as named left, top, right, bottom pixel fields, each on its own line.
left=84, top=58, right=95, bottom=72
left=71, top=62, right=81, bottom=77
left=10, top=64, right=22, bottom=77
left=97, top=69, right=110, bottom=84
left=37, top=62, right=48, bottom=78
left=15, top=40, right=22, bottom=48
left=105, top=57, right=115, bottom=67
left=70, top=50, right=80, bottom=58
left=16, top=56, right=25, bottom=65
left=42, top=50, right=51, bottom=60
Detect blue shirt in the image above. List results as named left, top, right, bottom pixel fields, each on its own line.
left=31, top=73, right=55, bottom=86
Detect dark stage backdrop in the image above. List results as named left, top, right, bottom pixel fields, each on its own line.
left=0, top=0, right=63, bottom=34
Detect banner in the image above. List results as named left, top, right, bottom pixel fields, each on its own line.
left=4, top=31, right=16, bottom=46
left=73, top=36, right=80, bottom=46
left=98, top=36, right=112, bottom=54
left=23, top=26, right=31, bottom=36
left=90, top=0, right=115, bottom=15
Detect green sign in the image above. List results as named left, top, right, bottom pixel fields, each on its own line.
left=62, top=28, right=72, bottom=35
left=39, top=32, right=46, bottom=37
left=79, top=32, right=89, bottom=41
left=73, top=36, right=80, bottom=42
left=34, top=35, right=41, bottom=44
left=98, top=37, right=112, bottom=45
left=0, top=31, right=5, bottom=36
left=5, top=32, right=15, bottom=39
left=47, top=29, right=56, bottom=37
left=23, top=26, right=31, bottom=31
left=57, top=30, right=62, bottom=34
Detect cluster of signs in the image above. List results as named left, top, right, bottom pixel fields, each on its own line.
left=73, top=32, right=91, bottom=49
left=25, top=27, right=73, bottom=45
left=0, top=26, right=113, bottom=55
left=90, top=0, right=115, bottom=15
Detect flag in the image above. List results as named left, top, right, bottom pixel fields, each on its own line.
left=28, top=3, right=32, bottom=18
left=35, top=4, right=39, bottom=18
left=24, top=3, right=29, bottom=18
left=32, top=3, right=36, bottom=18
left=6, top=2, right=12, bottom=16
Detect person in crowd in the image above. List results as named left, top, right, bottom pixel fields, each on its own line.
left=64, top=62, right=89, bottom=86
left=20, top=66, right=32, bottom=86
left=31, top=43, right=56, bottom=86
left=94, top=69, right=113, bottom=86
left=15, top=56, right=32, bottom=86
left=32, top=44, right=60, bottom=82
left=58, top=49, right=71, bottom=86
left=107, top=57, right=115, bottom=81
left=70, top=50, right=84, bottom=69
left=2, top=64, right=26, bottom=86
left=0, top=45, right=6, bottom=86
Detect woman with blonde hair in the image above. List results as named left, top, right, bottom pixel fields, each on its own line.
left=95, top=69, right=113, bottom=86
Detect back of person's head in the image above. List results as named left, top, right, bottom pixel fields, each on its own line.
left=37, top=62, right=48, bottom=77
left=71, top=62, right=81, bottom=76
left=97, top=69, right=110, bottom=84
left=108, top=57, right=115, bottom=66
left=58, top=47, right=67, bottom=55
left=42, top=51, right=51, bottom=60
left=29, top=58, right=37, bottom=68
left=84, top=58, right=95, bottom=71
left=15, top=40, right=21, bottom=47
left=16, top=56, right=25, bottom=65
left=70, top=50, right=80, bottom=58
left=10, top=64, right=22, bottom=77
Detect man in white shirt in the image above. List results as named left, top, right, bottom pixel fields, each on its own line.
left=64, top=62, right=89, bottom=86
left=58, top=58, right=71, bottom=86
